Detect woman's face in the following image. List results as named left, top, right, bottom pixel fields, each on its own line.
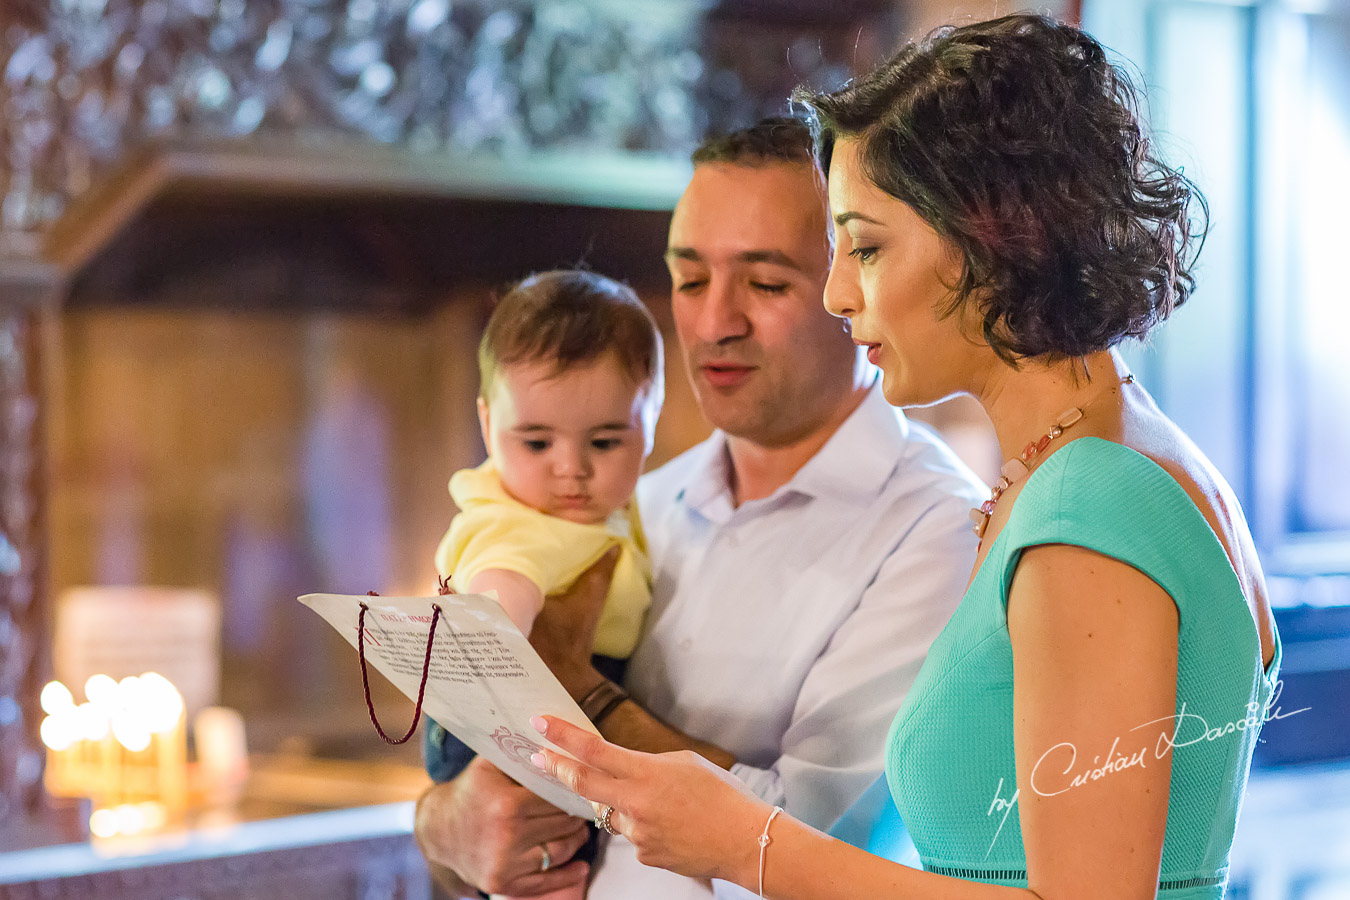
left=823, top=137, right=987, bottom=407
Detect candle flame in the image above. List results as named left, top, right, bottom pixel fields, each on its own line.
left=40, top=681, right=74, bottom=716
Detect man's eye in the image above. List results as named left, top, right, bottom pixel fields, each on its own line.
left=675, top=280, right=706, bottom=293
left=848, top=247, right=878, bottom=264
left=523, top=440, right=550, bottom=452
left=751, top=282, right=789, bottom=294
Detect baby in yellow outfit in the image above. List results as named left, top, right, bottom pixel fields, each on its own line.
left=435, top=269, right=663, bottom=664
left=426, top=274, right=664, bottom=893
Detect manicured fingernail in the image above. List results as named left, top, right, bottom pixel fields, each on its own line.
left=530, top=715, right=547, bottom=734
left=530, top=752, right=546, bottom=769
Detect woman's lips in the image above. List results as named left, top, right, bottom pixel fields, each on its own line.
left=701, top=364, right=755, bottom=389
left=853, top=339, right=883, bottom=365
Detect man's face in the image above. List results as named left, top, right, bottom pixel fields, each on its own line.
left=665, top=161, right=859, bottom=447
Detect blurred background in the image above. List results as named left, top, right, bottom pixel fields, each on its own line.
left=0, top=0, right=1345, bottom=898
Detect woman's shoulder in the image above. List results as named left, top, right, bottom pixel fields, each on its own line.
left=1026, top=433, right=1247, bottom=551
left=1006, top=432, right=1265, bottom=611
left=1003, top=436, right=1237, bottom=576
left=1013, top=436, right=1192, bottom=522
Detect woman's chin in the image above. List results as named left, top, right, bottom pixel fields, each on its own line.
left=879, top=370, right=915, bottom=408
left=880, top=369, right=949, bottom=409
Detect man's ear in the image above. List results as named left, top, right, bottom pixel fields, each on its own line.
left=641, top=388, right=664, bottom=455
left=476, top=397, right=491, bottom=452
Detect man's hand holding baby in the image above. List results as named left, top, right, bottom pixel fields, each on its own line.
left=415, top=756, right=593, bottom=897
left=531, top=549, right=620, bottom=701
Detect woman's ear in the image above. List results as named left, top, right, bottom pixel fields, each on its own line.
left=477, top=396, right=491, bottom=453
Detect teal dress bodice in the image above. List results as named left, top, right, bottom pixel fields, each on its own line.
left=885, top=438, right=1280, bottom=898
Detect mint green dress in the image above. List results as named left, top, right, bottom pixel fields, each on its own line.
left=885, top=438, right=1280, bottom=898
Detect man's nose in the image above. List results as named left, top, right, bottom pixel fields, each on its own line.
left=694, top=277, right=751, bottom=344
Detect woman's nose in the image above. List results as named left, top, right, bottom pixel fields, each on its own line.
left=823, top=254, right=859, bottom=319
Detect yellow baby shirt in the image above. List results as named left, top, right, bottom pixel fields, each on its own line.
left=433, top=461, right=652, bottom=660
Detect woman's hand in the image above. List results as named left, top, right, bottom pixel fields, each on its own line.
left=530, top=549, right=619, bottom=698
left=529, top=714, right=772, bottom=885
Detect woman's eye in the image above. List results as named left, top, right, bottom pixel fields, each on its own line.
left=523, top=440, right=550, bottom=452
left=848, top=246, right=879, bottom=264
left=751, top=282, right=789, bottom=295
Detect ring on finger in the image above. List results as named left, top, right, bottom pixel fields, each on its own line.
left=539, top=844, right=551, bottom=873
left=596, top=804, right=620, bottom=836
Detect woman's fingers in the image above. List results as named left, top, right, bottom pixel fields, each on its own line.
left=528, top=717, right=632, bottom=807
left=532, top=745, right=626, bottom=809
left=532, top=715, right=634, bottom=776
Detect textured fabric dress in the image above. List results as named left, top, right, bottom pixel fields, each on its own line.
left=884, top=438, right=1281, bottom=898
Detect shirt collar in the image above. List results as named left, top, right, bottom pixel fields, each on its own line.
left=783, top=380, right=909, bottom=505
left=677, top=432, right=735, bottom=518
left=675, top=381, right=909, bottom=517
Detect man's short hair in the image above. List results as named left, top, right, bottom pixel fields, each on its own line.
left=691, top=116, right=816, bottom=167
left=478, top=269, right=664, bottom=405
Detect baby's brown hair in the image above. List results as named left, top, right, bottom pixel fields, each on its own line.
left=478, top=270, right=664, bottom=419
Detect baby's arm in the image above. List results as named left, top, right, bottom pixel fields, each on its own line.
left=465, top=569, right=546, bottom=636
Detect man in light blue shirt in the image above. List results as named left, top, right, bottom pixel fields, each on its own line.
left=415, top=117, right=985, bottom=899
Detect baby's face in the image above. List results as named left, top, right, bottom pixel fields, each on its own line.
left=480, top=352, right=653, bottom=525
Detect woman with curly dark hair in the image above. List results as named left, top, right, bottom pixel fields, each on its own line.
left=529, top=14, right=1280, bottom=900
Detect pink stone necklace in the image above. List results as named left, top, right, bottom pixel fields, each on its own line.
left=970, top=373, right=1135, bottom=540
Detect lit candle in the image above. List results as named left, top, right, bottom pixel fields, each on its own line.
left=39, top=682, right=76, bottom=794
left=141, top=673, right=188, bottom=819
left=84, top=674, right=122, bottom=807
left=194, top=706, right=249, bottom=808
left=99, top=730, right=121, bottom=809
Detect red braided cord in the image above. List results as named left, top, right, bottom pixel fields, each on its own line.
left=357, top=595, right=442, bottom=745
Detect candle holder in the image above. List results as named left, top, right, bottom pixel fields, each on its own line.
left=40, top=672, right=191, bottom=839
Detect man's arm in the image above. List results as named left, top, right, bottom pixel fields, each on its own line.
left=566, top=666, right=738, bottom=769
left=527, top=554, right=738, bottom=768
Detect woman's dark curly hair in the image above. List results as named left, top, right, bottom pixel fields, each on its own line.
left=795, top=13, right=1207, bottom=363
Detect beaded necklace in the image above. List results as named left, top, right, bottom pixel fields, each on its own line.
left=970, top=373, right=1135, bottom=540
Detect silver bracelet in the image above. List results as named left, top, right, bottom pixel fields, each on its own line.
left=758, top=805, right=783, bottom=898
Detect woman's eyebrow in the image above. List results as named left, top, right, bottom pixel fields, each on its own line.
left=833, top=210, right=885, bottom=227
